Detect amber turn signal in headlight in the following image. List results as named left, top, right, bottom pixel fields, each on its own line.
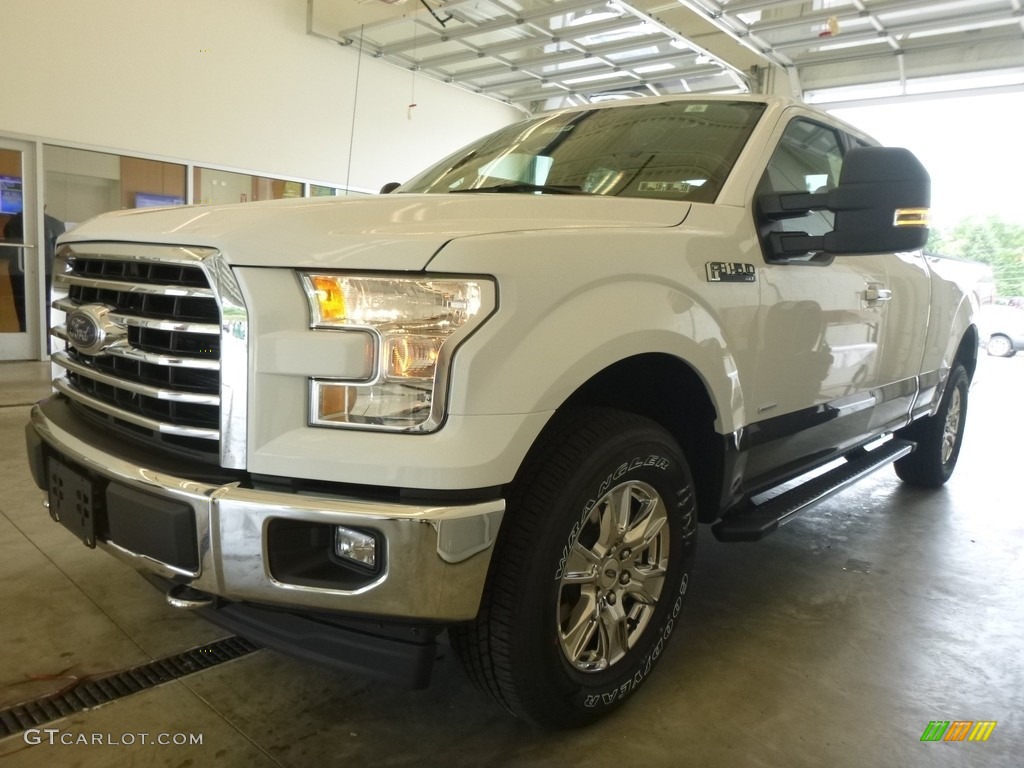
left=301, top=274, right=496, bottom=432
left=308, top=275, right=348, bottom=322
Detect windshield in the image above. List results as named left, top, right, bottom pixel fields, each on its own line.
left=400, top=100, right=766, bottom=203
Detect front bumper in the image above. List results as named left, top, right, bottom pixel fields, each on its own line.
left=26, top=396, right=504, bottom=622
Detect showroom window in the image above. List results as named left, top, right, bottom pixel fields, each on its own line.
left=44, top=147, right=187, bottom=230
left=0, top=139, right=367, bottom=360
left=194, top=167, right=305, bottom=204
left=42, top=147, right=367, bottom=230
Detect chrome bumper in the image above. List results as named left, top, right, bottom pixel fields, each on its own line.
left=28, top=399, right=504, bottom=622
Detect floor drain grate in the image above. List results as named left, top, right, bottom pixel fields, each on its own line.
left=0, top=635, right=259, bottom=739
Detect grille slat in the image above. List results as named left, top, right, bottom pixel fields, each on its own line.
left=52, top=248, right=226, bottom=455
left=77, top=341, right=220, bottom=371
left=55, top=352, right=219, bottom=405
left=55, top=298, right=221, bottom=337
left=61, top=272, right=214, bottom=297
left=112, top=312, right=220, bottom=335
left=54, top=377, right=220, bottom=439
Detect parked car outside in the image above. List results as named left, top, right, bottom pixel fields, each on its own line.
left=980, top=304, right=1024, bottom=357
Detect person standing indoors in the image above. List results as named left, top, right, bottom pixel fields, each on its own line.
left=2, top=206, right=64, bottom=337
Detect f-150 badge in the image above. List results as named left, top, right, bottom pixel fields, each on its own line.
left=706, top=262, right=756, bottom=283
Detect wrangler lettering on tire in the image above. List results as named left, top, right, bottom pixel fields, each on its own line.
left=450, top=408, right=698, bottom=728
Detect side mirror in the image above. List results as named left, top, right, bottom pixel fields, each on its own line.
left=379, top=182, right=401, bottom=195
left=759, top=146, right=930, bottom=258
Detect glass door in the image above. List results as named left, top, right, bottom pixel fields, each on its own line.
left=0, top=138, right=42, bottom=360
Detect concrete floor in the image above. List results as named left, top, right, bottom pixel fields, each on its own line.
left=0, top=355, right=1021, bottom=767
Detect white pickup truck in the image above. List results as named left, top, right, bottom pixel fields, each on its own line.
left=26, top=95, right=977, bottom=728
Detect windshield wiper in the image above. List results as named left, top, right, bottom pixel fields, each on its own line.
left=449, top=181, right=588, bottom=195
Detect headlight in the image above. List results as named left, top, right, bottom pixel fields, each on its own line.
left=300, top=274, right=495, bottom=432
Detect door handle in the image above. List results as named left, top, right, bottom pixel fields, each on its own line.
left=0, top=243, right=36, bottom=273
left=864, top=285, right=892, bottom=303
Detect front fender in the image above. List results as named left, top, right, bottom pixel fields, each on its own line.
left=432, top=227, right=759, bottom=436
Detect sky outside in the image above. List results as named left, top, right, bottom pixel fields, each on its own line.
left=830, top=91, right=1024, bottom=232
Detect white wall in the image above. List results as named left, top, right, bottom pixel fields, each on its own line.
left=0, top=0, right=522, bottom=190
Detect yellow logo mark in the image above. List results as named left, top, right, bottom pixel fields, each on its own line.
left=969, top=721, right=998, bottom=742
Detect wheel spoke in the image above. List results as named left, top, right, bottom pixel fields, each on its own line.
left=561, top=541, right=602, bottom=584
left=560, top=588, right=601, bottom=663
left=622, top=501, right=667, bottom=551
left=597, top=600, right=631, bottom=663
left=597, top=484, right=633, bottom=550
left=625, top=564, right=667, bottom=605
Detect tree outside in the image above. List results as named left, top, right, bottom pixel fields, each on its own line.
left=928, top=216, right=1024, bottom=301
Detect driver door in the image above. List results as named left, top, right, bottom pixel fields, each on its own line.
left=745, top=116, right=926, bottom=482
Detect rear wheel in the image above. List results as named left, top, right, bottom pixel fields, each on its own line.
left=894, top=365, right=969, bottom=487
left=452, top=408, right=698, bottom=728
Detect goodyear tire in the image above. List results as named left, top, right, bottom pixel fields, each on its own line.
left=895, top=364, right=969, bottom=488
left=451, top=408, right=698, bottom=728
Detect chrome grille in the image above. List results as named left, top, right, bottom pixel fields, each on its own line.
left=50, top=242, right=247, bottom=466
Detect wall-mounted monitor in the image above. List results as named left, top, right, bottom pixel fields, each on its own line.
left=134, top=192, right=185, bottom=208
left=0, top=175, right=23, bottom=214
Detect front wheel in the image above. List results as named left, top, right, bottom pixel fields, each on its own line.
left=894, top=364, right=969, bottom=487
left=451, top=408, right=698, bottom=728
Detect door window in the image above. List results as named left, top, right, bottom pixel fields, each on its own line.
left=1, top=150, right=24, bottom=333
left=756, top=119, right=845, bottom=258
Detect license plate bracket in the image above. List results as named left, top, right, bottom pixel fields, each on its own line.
left=48, top=458, right=98, bottom=548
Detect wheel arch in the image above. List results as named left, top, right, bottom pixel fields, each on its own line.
left=537, top=352, right=724, bottom=524
left=954, top=322, right=980, bottom=381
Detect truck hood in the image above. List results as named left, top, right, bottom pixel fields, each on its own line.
left=60, top=194, right=691, bottom=271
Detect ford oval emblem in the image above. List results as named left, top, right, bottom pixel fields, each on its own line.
left=67, top=310, right=101, bottom=351
left=64, top=305, right=125, bottom=355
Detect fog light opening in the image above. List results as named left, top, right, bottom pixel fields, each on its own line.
left=334, top=526, right=378, bottom=571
